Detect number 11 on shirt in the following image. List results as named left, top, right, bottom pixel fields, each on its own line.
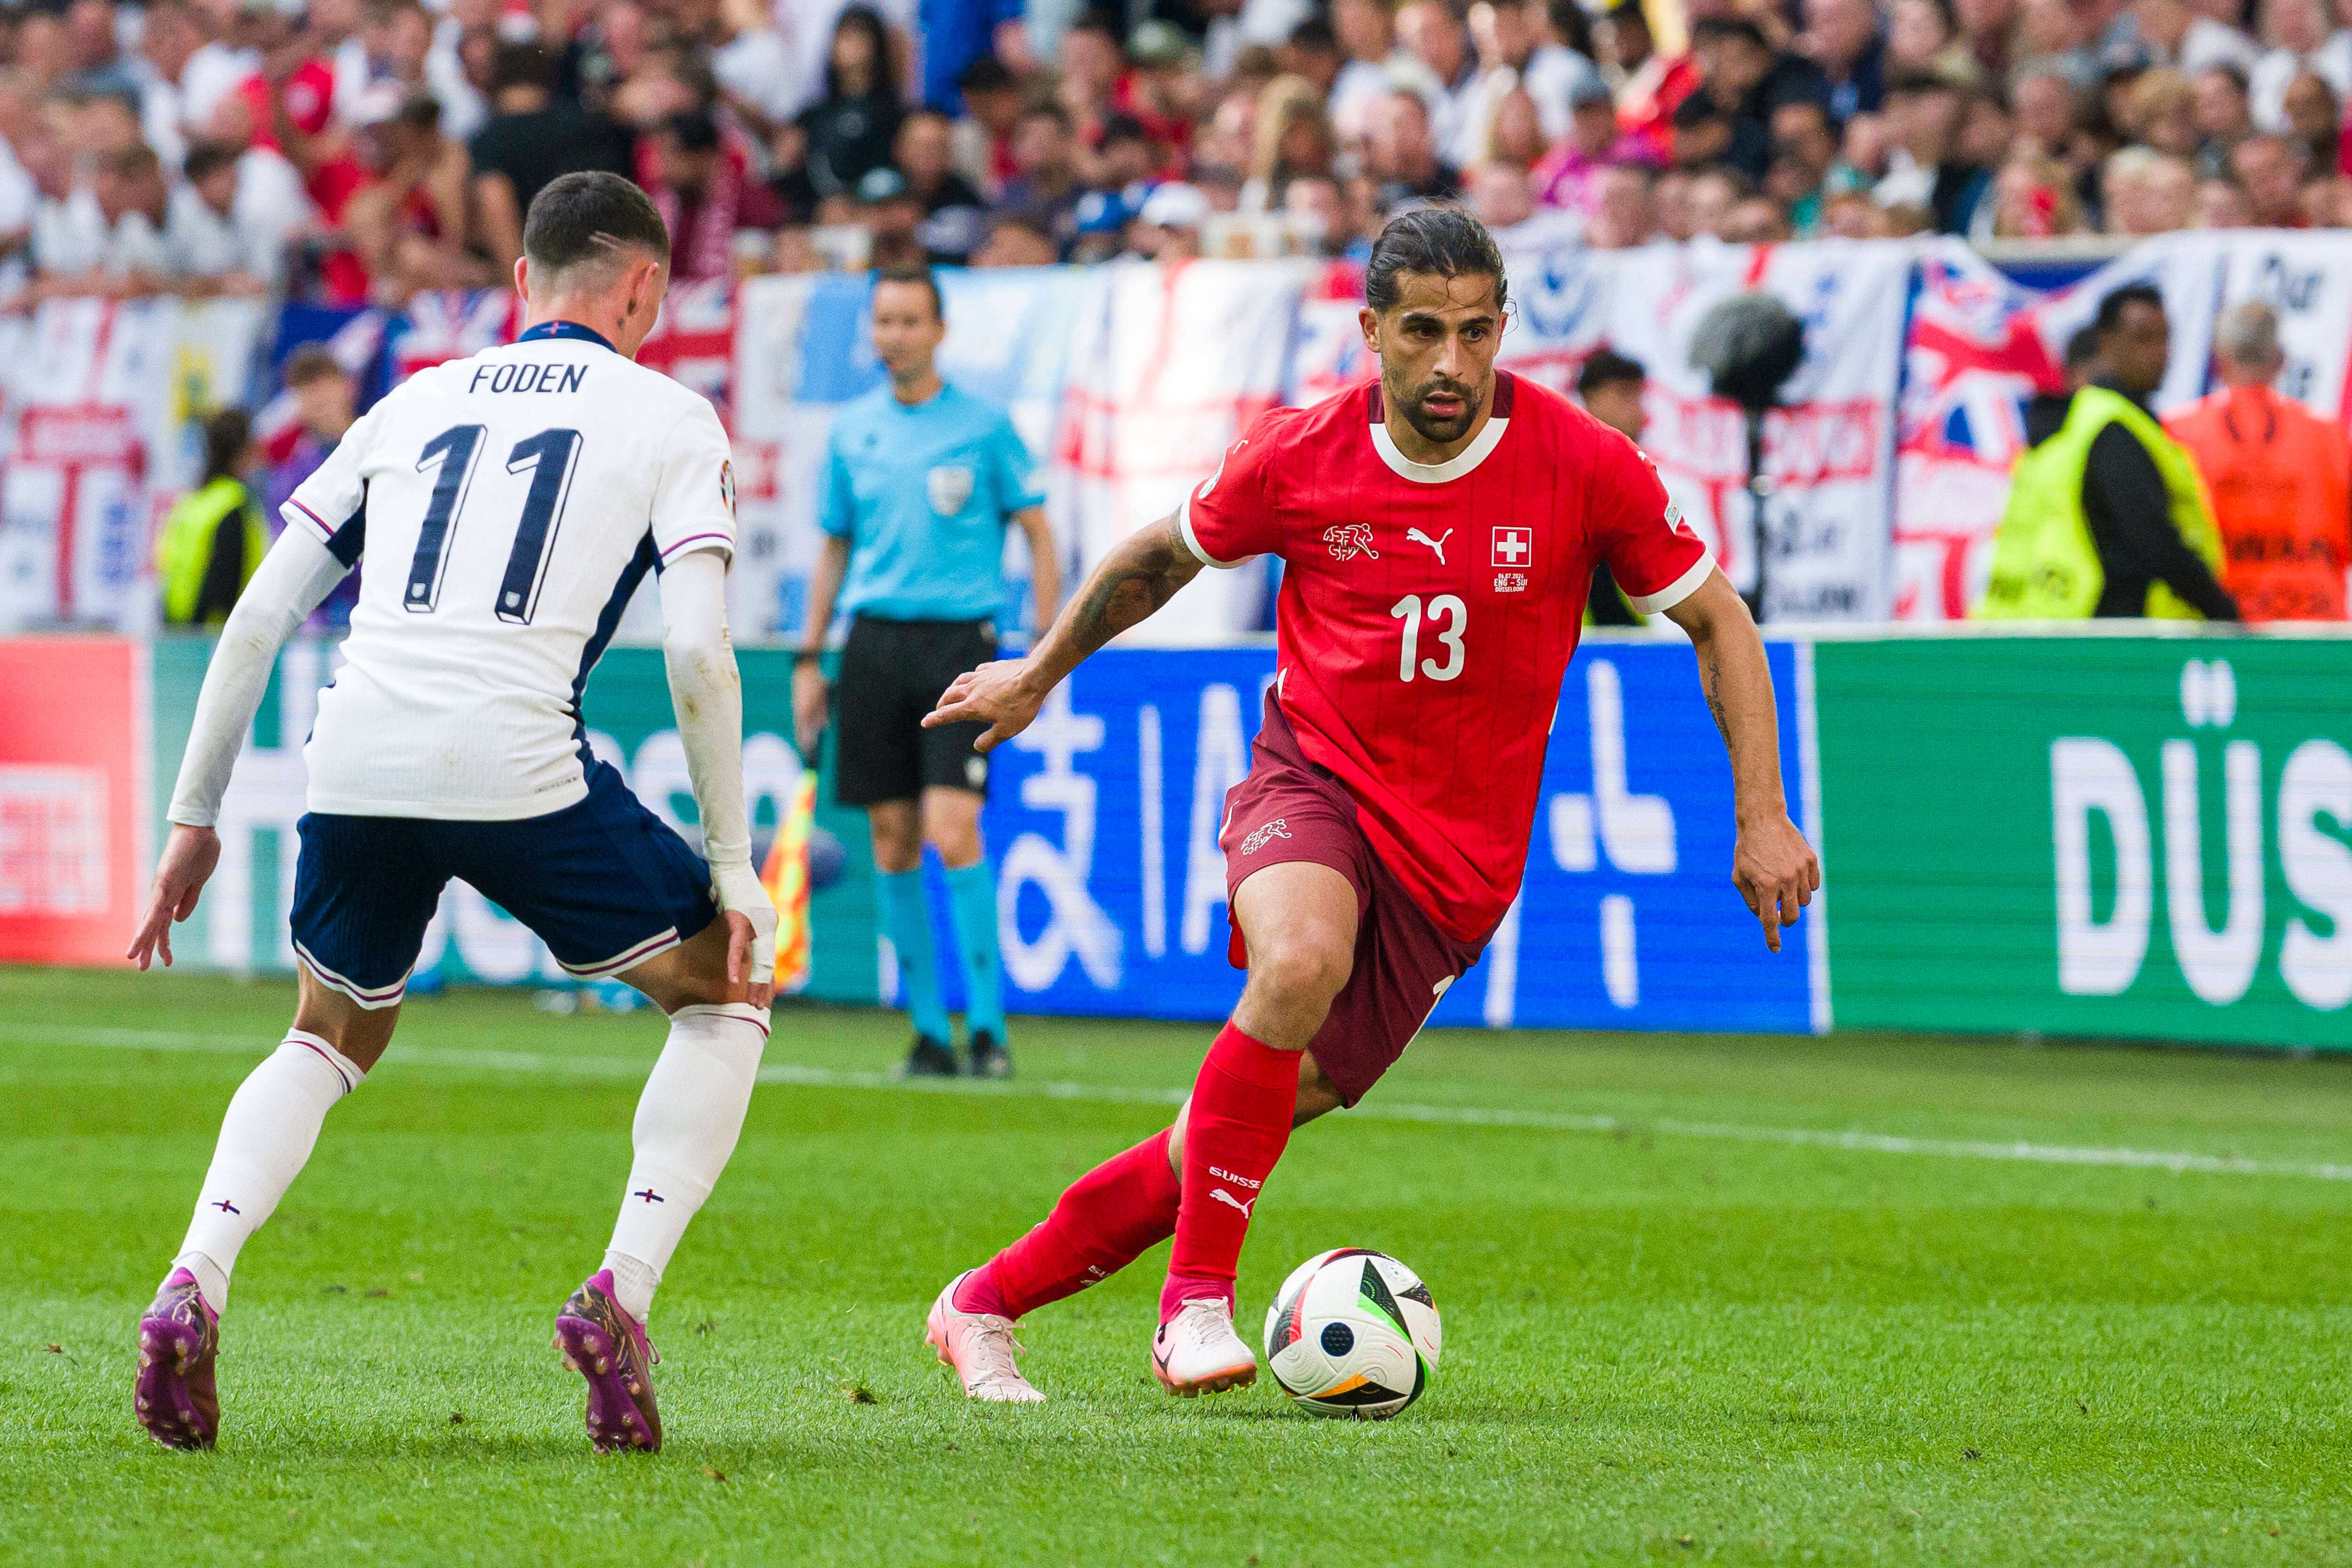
left=1390, top=594, right=1467, bottom=682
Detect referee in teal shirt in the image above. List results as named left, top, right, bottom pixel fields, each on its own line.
left=795, top=266, right=1060, bottom=1079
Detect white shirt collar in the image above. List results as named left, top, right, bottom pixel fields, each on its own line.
left=1368, top=409, right=1510, bottom=483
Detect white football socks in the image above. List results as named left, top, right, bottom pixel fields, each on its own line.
left=603, top=1003, right=769, bottom=1321
left=169, top=1031, right=366, bottom=1312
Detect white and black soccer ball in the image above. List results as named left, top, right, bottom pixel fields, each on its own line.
left=1262, top=1249, right=1441, bottom=1419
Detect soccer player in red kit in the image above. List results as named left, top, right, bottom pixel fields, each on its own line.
left=920, top=208, right=1821, bottom=1401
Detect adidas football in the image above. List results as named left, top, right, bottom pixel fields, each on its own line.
left=1262, top=1249, right=1441, bottom=1418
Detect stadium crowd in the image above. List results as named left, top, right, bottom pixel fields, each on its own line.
left=6, top=0, right=2352, bottom=306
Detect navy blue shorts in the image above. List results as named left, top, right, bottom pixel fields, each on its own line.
left=289, top=759, right=719, bottom=1008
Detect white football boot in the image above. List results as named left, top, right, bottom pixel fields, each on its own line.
left=925, top=1272, right=1045, bottom=1403
left=1151, top=1297, right=1258, bottom=1396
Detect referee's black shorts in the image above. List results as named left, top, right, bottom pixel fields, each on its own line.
left=833, top=614, right=998, bottom=807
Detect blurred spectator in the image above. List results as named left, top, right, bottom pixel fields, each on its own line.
left=1991, top=148, right=2088, bottom=234
left=2126, top=69, right=2202, bottom=158
left=1364, top=88, right=1460, bottom=209
left=1675, top=17, right=1826, bottom=183
left=1612, top=0, right=1700, bottom=158
left=2280, top=68, right=2344, bottom=165
left=1326, top=0, right=1404, bottom=137
left=2251, top=0, right=2352, bottom=132
left=780, top=5, right=903, bottom=208
left=649, top=105, right=776, bottom=280
left=469, top=43, right=635, bottom=272
left=972, top=209, right=1057, bottom=266
left=2193, top=62, right=2259, bottom=171
left=954, top=56, right=1023, bottom=192
left=1465, top=157, right=1578, bottom=244
left=2231, top=129, right=2312, bottom=219
left=1124, top=21, right=1207, bottom=170
left=1583, top=163, right=1658, bottom=246
left=1804, top=0, right=1889, bottom=121
left=164, top=139, right=298, bottom=293
left=1534, top=75, right=1655, bottom=213
left=1886, top=0, right=1980, bottom=83
left=1393, top=1, right=1474, bottom=154
left=1241, top=74, right=1335, bottom=210
left=991, top=101, right=1082, bottom=255
left=262, top=344, right=363, bottom=627
left=894, top=108, right=986, bottom=264
left=1457, top=0, right=1602, bottom=167
left=156, top=407, right=264, bottom=627
left=1766, top=98, right=1840, bottom=232
left=1875, top=71, right=1990, bottom=231
left=346, top=95, right=481, bottom=299
left=1130, top=178, right=1207, bottom=259
left=2014, top=65, right=2085, bottom=155
left=2199, top=170, right=2258, bottom=220
left=2167, top=299, right=2352, bottom=621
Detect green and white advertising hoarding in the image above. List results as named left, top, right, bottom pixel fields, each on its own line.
left=135, top=628, right=2351, bottom=1048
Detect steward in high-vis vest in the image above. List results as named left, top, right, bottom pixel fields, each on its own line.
left=1979, top=284, right=2239, bottom=621
left=156, top=410, right=264, bottom=627
left=2165, top=300, right=2352, bottom=623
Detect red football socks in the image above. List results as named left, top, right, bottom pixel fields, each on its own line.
left=1161, top=1020, right=1301, bottom=1322
left=954, top=1128, right=1180, bottom=1321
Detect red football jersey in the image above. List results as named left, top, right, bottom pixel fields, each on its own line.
left=1180, top=372, right=1711, bottom=942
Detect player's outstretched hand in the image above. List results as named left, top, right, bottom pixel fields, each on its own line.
left=127, top=824, right=222, bottom=971
left=923, top=659, right=1046, bottom=754
left=1732, top=814, right=1820, bottom=953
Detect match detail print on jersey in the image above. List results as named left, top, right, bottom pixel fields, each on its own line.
left=1171, top=372, right=1712, bottom=943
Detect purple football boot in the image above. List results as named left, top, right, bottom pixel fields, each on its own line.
left=553, top=1269, right=662, bottom=1453
left=135, top=1268, right=221, bottom=1450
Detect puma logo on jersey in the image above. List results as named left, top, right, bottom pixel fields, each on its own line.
left=1407, top=527, right=1452, bottom=563
left=1210, top=1189, right=1258, bottom=1218
left=1240, top=819, right=1292, bottom=855
left=1324, top=522, right=1379, bottom=561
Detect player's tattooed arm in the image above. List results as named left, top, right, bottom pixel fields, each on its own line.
left=1059, top=511, right=1203, bottom=660
left=926, top=510, right=1202, bottom=752
left=1663, top=568, right=1822, bottom=953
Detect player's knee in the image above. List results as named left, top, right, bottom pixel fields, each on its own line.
left=1250, top=931, right=1353, bottom=1009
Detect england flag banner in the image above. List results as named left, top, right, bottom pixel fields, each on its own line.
left=1495, top=238, right=1912, bottom=623
left=0, top=295, right=266, bottom=628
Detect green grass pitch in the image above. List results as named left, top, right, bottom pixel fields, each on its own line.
left=8, top=965, right=2352, bottom=1565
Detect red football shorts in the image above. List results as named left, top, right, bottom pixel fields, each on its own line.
left=1219, top=693, right=1489, bottom=1107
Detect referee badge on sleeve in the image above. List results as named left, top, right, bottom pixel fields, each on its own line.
left=926, top=463, right=975, bottom=516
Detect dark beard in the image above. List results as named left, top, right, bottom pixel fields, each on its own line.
left=1389, top=374, right=1485, bottom=446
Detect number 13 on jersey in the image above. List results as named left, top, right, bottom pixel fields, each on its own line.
left=1390, top=594, right=1466, bottom=682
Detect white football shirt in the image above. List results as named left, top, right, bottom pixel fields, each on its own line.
left=285, top=322, right=736, bottom=820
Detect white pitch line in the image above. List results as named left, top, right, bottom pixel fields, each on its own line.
left=7, top=1023, right=2349, bottom=1184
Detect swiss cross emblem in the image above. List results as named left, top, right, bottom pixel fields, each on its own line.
left=1492, top=526, right=1532, bottom=567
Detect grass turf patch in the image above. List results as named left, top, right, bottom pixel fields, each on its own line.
left=6, top=967, right=2350, bottom=1565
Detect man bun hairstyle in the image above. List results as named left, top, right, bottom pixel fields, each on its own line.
left=523, top=170, right=671, bottom=283
left=1364, top=205, right=1510, bottom=317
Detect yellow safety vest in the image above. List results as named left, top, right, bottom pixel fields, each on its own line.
left=155, top=477, right=264, bottom=625
left=1978, top=385, right=2225, bottom=620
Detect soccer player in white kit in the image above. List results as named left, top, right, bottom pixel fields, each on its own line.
left=125, top=173, right=776, bottom=1455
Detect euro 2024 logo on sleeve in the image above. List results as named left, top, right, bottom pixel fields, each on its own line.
left=2050, top=657, right=2352, bottom=1014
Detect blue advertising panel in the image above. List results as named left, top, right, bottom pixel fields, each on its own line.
left=979, top=642, right=1820, bottom=1035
